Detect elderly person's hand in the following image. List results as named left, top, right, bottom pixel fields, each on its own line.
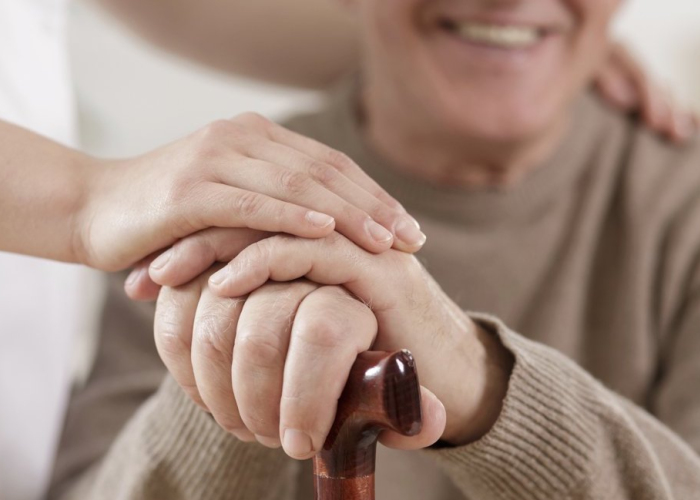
left=153, top=232, right=514, bottom=458
left=77, top=112, right=424, bottom=273
left=155, top=274, right=447, bottom=458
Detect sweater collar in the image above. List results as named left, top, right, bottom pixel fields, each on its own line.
left=322, top=80, right=608, bottom=227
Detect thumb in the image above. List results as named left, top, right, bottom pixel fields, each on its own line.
left=378, top=386, right=446, bottom=450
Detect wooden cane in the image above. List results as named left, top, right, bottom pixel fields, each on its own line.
left=312, top=350, right=423, bottom=500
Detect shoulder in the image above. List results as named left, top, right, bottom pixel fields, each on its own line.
left=583, top=93, right=700, bottom=228
left=591, top=95, right=700, bottom=324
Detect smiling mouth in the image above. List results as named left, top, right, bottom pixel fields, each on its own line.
left=439, top=19, right=546, bottom=49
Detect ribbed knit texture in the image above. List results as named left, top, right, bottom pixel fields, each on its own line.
left=57, top=377, right=296, bottom=500
left=50, top=82, right=700, bottom=499
left=426, top=314, right=603, bottom=499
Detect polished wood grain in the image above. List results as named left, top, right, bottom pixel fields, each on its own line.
left=313, top=350, right=423, bottom=500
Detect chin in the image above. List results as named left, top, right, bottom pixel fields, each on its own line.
left=440, top=91, right=563, bottom=145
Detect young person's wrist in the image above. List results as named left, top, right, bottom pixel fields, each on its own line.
left=69, top=153, right=106, bottom=268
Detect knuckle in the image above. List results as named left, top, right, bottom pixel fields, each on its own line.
left=341, top=202, right=370, bottom=226
left=193, top=307, right=240, bottom=362
left=233, top=112, right=272, bottom=131
left=154, top=296, right=192, bottom=356
left=205, top=119, right=236, bottom=136
left=162, top=174, right=194, bottom=207
left=244, top=236, right=273, bottom=263
left=368, top=202, right=400, bottom=225
left=319, top=286, right=372, bottom=321
left=154, top=325, right=191, bottom=359
left=195, top=120, right=235, bottom=154
left=234, top=191, right=267, bottom=219
left=307, top=161, right=340, bottom=186
left=231, top=242, right=267, bottom=277
left=161, top=179, right=209, bottom=235
left=323, top=149, right=356, bottom=173
left=324, top=231, right=345, bottom=245
left=297, top=315, right=348, bottom=351
left=177, top=232, right=214, bottom=263
left=260, top=234, right=294, bottom=259
left=277, top=169, right=311, bottom=196
left=236, top=332, right=285, bottom=370
left=317, top=230, right=348, bottom=252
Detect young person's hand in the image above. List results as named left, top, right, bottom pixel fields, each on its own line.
left=78, top=113, right=424, bottom=272
left=155, top=275, right=446, bottom=457
left=594, top=43, right=698, bottom=143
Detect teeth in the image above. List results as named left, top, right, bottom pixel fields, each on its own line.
left=455, top=23, right=540, bottom=48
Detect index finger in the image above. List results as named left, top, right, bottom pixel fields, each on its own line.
left=266, top=120, right=410, bottom=216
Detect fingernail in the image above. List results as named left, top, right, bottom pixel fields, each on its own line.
left=366, top=219, right=393, bottom=244
left=408, top=215, right=421, bottom=230
left=125, top=268, right=141, bottom=286
left=395, top=218, right=427, bottom=248
left=151, top=249, right=172, bottom=270
left=256, top=435, right=282, bottom=448
left=209, top=269, right=227, bottom=286
left=306, top=211, right=335, bottom=228
left=283, top=428, right=313, bottom=458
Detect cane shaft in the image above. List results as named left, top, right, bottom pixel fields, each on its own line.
left=312, top=350, right=422, bottom=500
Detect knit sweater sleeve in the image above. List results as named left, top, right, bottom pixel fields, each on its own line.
left=52, top=376, right=298, bottom=500
left=424, top=310, right=700, bottom=500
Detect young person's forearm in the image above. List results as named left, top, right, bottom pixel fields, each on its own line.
left=95, top=0, right=358, bottom=88
left=0, top=114, right=416, bottom=273
left=0, top=119, right=92, bottom=263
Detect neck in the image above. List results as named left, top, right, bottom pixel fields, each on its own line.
left=361, top=86, right=569, bottom=190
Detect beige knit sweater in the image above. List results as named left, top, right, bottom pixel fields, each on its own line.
left=49, top=85, right=700, bottom=500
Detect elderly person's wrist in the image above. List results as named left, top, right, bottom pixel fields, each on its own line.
left=439, top=317, right=514, bottom=446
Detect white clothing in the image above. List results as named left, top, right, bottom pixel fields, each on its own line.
left=0, top=1, right=100, bottom=499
